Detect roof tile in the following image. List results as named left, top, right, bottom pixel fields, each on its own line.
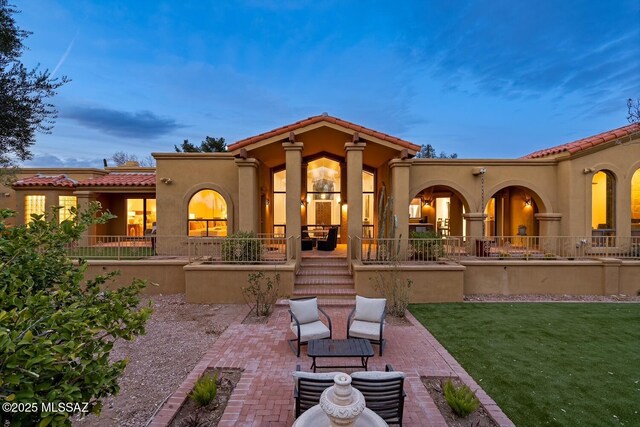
left=13, top=174, right=77, bottom=188
left=78, top=173, right=155, bottom=187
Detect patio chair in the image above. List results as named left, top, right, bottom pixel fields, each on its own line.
left=292, top=364, right=341, bottom=417
left=288, top=297, right=332, bottom=357
left=351, top=365, right=406, bottom=426
left=317, top=226, right=338, bottom=251
left=347, top=295, right=386, bottom=355
left=301, top=228, right=313, bottom=251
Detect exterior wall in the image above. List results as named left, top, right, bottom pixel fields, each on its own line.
left=352, top=262, right=465, bottom=302
left=85, top=260, right=188, bottom=295
left=619, top=262, right=640, bottom=296
left=184, top=263, right=295, bottom=303
left=153, top=153, right=238, bottom=237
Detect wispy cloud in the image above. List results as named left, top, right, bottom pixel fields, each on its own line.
left=23, top=153, right=104, bottom=168
left=64, top=106, right=186, bottom=139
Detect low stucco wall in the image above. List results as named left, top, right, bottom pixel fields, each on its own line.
left=461, top=259, right=640, bottom=296
left=184, top=262, right=296, bottom=303
left=352, top=262, right=465, bottom=302
left=85, top=260, right=188, bottom=295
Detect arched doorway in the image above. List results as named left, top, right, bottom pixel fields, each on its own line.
left=591, top=170, right=616, bottom=238
left=483, top=186, right=541, bottom=238
left=410, top=186, right=469, bottom=237
left=632, top=169, right=640, bottom=236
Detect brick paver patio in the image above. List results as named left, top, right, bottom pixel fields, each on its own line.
left=151, top=305, right=514, bottom=426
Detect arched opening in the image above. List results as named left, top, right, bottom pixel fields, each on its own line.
left=591, top=170, right=615, bottom=238
left=631, top=169, right=640, bottom=237
left=305, top=157, right=342, bottom=234
left=411, top=186, right=468, bottom=237
left=187, top=189, right=228, bottom=237
left=484, top=186, right=541, bottom=238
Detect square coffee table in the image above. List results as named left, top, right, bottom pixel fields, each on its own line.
left=307, top=339, right=374, bottom=372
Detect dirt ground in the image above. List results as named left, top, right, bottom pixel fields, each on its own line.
left=73, top=294, right=242, bottom=427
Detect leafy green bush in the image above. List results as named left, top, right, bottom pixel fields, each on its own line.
left=442, top=378, right=480, bottom=417
left=242, top=272, right=280, bottom=317
left=409, top=231, right=443, bottom=261
left=221, top=231, right=263, bottom=263
left=190, top=372, right=218, bottom=407
left=0, top=204, right=151, bottom=426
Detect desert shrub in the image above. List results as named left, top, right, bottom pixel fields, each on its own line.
left=242, top=271, right=280, bottom=317
left=371, top=261, right=412, bottom=317
left=0, top=204, right=151, bottom=426
left=221, top=231, right=263, bottom=263
left=442, top=378, right=480, bottom=417
left=190, top=372, right=218, bottom=407
left=409, top=231, right=443, bottom=261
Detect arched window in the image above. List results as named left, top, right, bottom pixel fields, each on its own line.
left=188, top=190, right=227, bottom=237
left=632, top=169, right=640, bottom=235
left=592, top=170, right=615, bottom=236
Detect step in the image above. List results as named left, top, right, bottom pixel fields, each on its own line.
left=296, top=269, right=351, bottom=277
left=294, top=277, right=354, bottom=286
left=299, top=260, right=349, bottom=268
left=276, top=298, right=355, bottom=307
left=291, top=287, right=357, bottom=299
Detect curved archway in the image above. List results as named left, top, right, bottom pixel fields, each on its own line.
left=185, top=186, right=231, bottom=237
left=592, top=169, right=616, bottom=238
left=410, top=184, right=470, bottom=236
left=632, top=168, right=640, bottom=236
left=483, top=184, right=547, bottom=237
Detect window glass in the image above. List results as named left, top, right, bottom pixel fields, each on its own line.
left=409, top=198, right=421, bottom=219
left=631, top=169, right=640, bottom=230
left=58, top=196, right=77, bottom=223
left=25, top=195, right=46, bottom=223
left=591, top=171, right=615, bottom=232
left=188, top=190, right=227, bottom=237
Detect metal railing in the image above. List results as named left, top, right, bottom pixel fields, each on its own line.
left=66, top=234, right=290, bottom=263
left=356, top=237, right=462, bottom=264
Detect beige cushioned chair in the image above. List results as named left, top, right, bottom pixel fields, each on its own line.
left=347, top=295, right=386, bottom=355
left=288, top=297, right=332, bottom=357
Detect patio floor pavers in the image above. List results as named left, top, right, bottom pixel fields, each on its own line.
left=152, top=305, right=514, bottom=427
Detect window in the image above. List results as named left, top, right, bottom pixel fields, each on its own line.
left=25, top=195, right=45, bottom=223
left=127, top=198, right=156, bottom=236
left=409, top=198, right=422, bottom=219
left=362, top=171, right=374, bottom=238
left=58, top=196, right=77, bottom=223
left=306, top=158, right=341, bottom=234
left=632, top=169, right=640, bottom=234
left=188, top=190, right=227, bottom=237
left=592, top=170, right=615, bottom=235
left=273, top=170, right=286, bottom=236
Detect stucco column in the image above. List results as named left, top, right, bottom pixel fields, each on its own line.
left=535, top=212, right=563, bottom=257
left=345, top=142, right=366, bottom=258
left=283, top=142, right=303, bottom=249
left=74, top=191, right=97, bottom=245
left=235, top=158, right=260, bottom=232
left=389, top=159, right=411, bottom=258
left=464, top=212, right=487, bottom=256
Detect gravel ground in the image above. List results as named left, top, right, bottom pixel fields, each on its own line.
left=464, top=293, right=640, bottom=302
left=73, top=294, right=242, bottom=427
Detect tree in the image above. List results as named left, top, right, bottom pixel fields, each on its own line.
left=0, top=1, right=68, bottom=168
left=414, top=144, right=458, bottom=159
left=0, top=203, right=151, bottom=426
left=109, top=152, right=155, bottom=167
left=175, top=136, right=226, bottom=152
left=628, top=98, right=640, bottom=124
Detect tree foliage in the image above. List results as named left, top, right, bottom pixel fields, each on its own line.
left=0, top=203, right=151, bottom=426
left=175, top=136, right=226, bottom=153
left=628, top=97, right=640, bottom=124
left=414, top=144, right=458, bottom=159
left=110, top=151, right=155, bottom=167
left=0, top=1, right=68, bottom=168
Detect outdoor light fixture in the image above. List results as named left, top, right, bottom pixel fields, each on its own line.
left=265, top=198, right=270, bottom=207
left=524, top=198, right=532, bottom=207
left=160, top=177, right=172, bottom=184
left=301, top=199, right=305, bottom=207
left=423, top=198, right=432, bottom=207
left=472, top=167, right=487, bottom=176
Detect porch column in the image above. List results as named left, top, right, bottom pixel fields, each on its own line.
left=389, top=159, right=411, bottom=258
left=235, top=157, right=260, bottom=232
left=345, top=142, right=366, bottom=258
left=74, top=191, right=97, bottom=245
left=283, top=142, right=303, bottom=247
left=535, top=213, right=563, bottom=256
left=464, top=212, right=487, bottom=256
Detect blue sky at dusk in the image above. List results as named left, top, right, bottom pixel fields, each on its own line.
left=14, top=1, right=640, bottom=167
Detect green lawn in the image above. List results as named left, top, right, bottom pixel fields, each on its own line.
left=409, top=303, right=640, bottom=426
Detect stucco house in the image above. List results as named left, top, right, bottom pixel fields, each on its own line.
left=2, top=115, right=639, bottom=301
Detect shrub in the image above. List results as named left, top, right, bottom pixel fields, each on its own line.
left=190, top=372, right=218, bottom=407
left=371, top=261, right=412, bottom=317
left=242, top=272, right=280, bottom=317
left=442, top=378, right=480, bottom=417
left=0, top=204, right=151, bottom=426
left=409, top=231, right=443, bottom=261
left=221, top=231, right=263, bottom=263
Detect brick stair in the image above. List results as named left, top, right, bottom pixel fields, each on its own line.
left=291, top=256, right=356, bottom=301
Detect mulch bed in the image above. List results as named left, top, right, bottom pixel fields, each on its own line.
left=169, top=368, right=242, bottom=427
left=422, top=377, right=498, bottom=427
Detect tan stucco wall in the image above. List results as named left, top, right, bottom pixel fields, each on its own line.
left=619, top=262, right=640, bottom=296
left=184, top=263, right=295, bottom=303
left=85, top=260, right=187, bottom=295
left=352, top=262, right=465, bottom=302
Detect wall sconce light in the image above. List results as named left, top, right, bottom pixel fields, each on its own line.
left=265, top=198, right=270, bottom=207
left=524, top=198, right=532, bottom=207
left=160, top=177, right=172, bottom=184
left=472, top=167, right=487, bottom=176
left=583, top=167, right=595, bottom=174
left=423, top=198, right=432, bottom=207
left=301, top=199, right=306, bottom=207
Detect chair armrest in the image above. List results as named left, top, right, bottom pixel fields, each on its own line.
left=289, top=309, right=301, bottom=339
left=318, top=306, right=332, bottom=334
left=385, top=364, right=394, bottom=372
left=347, top=306, right=356, bottom=327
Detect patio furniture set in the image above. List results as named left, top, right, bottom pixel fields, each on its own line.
left=288, top=295, right=405, bottom=425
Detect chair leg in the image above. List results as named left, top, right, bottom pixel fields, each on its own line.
left=288, top=338, right=301, bottom=357
left=379, top=339, right=385, bottom=356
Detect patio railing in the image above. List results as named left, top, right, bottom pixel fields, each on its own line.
left=66, top=234, right=291, bottom=263
left=356, top=236, right=463, bottom=264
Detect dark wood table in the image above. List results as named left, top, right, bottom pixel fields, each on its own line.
left=307, top=339, right=374, bottom=372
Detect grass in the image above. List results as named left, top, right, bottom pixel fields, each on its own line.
left=409, top=303, right=640, bottom=426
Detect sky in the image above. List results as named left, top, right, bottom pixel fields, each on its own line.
left=12, top=0, right=640, bottom=167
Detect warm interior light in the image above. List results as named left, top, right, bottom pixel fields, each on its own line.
left=128, top=211, right=136, bottom=217
left=189, top=213, right=196, bottom=219
left=337, top=195, right=341, bottom=204
left=265, top=198, right=270, bottom=206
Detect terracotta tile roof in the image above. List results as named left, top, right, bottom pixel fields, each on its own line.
left=522, top=123, right=640, bottom=159
left=77, top=173, right=156, bottom=187
left=13, top=174, right=78, bottom=188
left=228, top=114, right=421, bottom=151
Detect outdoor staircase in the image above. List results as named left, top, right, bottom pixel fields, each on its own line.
left=290, top=256, right=356, bottom=305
